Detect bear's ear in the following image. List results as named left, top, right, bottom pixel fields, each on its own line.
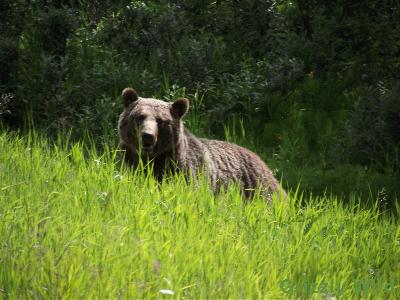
left=171, top=98, right=189, bottom=119
left=122, top=87, right=139, bottom=108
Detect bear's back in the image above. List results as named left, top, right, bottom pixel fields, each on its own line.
left=195, top=137, right=282, bottom=199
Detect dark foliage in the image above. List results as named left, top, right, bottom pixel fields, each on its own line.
left=0, top=0, right=399, bottom=203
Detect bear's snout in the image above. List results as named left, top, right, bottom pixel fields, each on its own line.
left=141, top=132, right=155, bottom=147
left=139, top=118, right=158, bottom=152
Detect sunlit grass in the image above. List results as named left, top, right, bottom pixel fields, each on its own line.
left=0, top=132, right=399, bottom=298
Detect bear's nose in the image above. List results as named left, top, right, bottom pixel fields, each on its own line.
left=141, top=132, right=155, bottom=147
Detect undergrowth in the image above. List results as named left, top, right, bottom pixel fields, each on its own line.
left=0, top=132, right=399, bottom=298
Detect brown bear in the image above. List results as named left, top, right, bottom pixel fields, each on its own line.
left=118, top=87, right=285, bottom=201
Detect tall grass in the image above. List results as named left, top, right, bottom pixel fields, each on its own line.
left=0, top=132, right=399, bottom=298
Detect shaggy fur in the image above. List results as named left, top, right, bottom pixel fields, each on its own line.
left=118, top=88, right=285, bottom=201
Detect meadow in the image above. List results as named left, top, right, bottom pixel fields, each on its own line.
left=1, top=3, right=400, bottom=298
left=1, top=132, right=399, bottom=299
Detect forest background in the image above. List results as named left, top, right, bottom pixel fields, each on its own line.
left=1, top=0, right=399, bottom=207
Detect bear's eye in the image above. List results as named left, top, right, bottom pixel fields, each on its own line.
left=136, top=115, right=146, bottom=122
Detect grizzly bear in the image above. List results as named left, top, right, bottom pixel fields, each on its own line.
left=118, top=87, right=285, bottom=201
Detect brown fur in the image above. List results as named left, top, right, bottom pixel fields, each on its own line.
left=118, top=88, right=285, bottom=201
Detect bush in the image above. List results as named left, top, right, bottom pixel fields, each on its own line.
left=339, top=82, right=400, bottom=170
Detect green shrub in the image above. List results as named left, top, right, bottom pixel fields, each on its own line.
left=339, top=82, right=400, bottom=170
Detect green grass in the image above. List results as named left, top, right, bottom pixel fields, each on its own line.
left=0, top=132, right=399, bottom=299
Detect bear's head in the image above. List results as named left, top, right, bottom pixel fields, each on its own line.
left=118, top=87, right=189, bottom=158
